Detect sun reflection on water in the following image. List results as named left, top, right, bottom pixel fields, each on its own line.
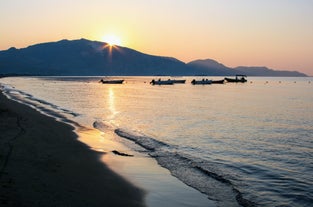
left=108, top=87, right=118, bottom=120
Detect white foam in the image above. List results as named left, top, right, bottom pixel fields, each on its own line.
left=99, top=124, right=253, bottom=206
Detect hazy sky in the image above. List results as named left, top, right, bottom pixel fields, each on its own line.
left=1, top=0, right=313, bottom=75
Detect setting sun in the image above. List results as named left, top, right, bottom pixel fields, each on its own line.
left=101, top=34, right=121, bottom=46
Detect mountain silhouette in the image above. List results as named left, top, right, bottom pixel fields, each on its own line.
left=187, top=59, right=234, bottom=75
left=0, top=39, right=307, bottom=76
left=233, top=66, right=307, bottom=77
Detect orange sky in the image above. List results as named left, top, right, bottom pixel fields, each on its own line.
left=1, top=0, right=312, bottom=75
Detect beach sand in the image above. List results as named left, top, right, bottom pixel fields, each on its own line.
left=0, top=92, right=145, bottom=207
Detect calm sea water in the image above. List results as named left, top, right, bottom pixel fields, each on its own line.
left=1, top=76, right=313, bottom=207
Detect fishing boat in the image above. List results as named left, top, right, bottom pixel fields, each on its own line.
left=211, top=79, right=225, bottom=84
left=150, top=79, right=174, bottom=85
left=191, top=79, right=212, bottom=85
left=224, top=75, right=247, bottom=83
left=99, top=79, right=124, bottom=84
left=172, top=79, right=186, bottom=84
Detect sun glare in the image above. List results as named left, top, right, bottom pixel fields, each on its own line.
left=102, top=34, right=121, bottom=46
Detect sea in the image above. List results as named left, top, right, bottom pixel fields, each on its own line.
left=1, top=76, right=312, bottom=207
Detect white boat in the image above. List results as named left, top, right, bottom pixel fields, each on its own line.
left=150, top=79, right=174, bottom=85
left=172, top=79, right=186, bottom=84
left=191, top=79, right=212, bottom=85
left=224, top=75, right=247, bottom=83
left=99, top=79, right=124, bottom=84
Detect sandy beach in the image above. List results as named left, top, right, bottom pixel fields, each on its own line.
left=0, top=92, right=145, bottom=206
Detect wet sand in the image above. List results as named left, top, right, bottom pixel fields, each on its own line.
left=0, top=92, right=145, bottom=206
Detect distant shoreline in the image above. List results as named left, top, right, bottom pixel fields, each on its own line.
left=1, top=74, right=311, bottom=78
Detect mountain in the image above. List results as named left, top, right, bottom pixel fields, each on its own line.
left=0, top=39, right=307, bottom=76
left=234, top=66, right=307, bottom=77
left=0, top=39, right=189, bottom=76
left=187, top=59, right=234, bottom=76
left=187, top=59, right=307, bottom=77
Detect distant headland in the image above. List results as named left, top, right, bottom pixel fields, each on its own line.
left=0, top=39, right=307, bottom=77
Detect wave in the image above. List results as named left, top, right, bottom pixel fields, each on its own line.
left=1, top=84, right=81, bottom=127
left=115, top=128, right=169, bottom=151
left=94, top=121, right=256, bottom=207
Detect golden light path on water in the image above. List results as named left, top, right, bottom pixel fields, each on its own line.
left=108, top=87, right=118, bottom=120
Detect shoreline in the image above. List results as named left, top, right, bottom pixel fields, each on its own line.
left=0, top=80, right=216, bottom=207
left=90, top=128, right=215, bottom=207
left=0, top=92, right=145, bottom=206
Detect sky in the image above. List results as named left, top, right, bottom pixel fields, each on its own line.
left=1, top=0, right=313, bottom=75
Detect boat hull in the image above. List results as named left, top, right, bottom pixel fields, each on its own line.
left=172, top=80, right=186, bottom=84
left=224, top=78, right=247, bottom=83
left=150, top=79, right=174, bottom=85
left=100, top=79, right=124, bottom=84
left=191, top=79, right=212, bottom=85
left=211, top=79, right=225, bottom=84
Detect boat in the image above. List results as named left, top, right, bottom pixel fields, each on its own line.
left=224, top=75, right=247, bottom=83
left=191, top=79, right=212, bottom=85
left=99, top=79, right=124, bottom=84
left=211, top=79, right=225, bottom=84
left=172, top=79, right=186, bottom=84
left=150, top=79, right=174, bottom=85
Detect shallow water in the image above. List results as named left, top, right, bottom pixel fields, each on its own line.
left=1, top=76, right=313, bottom=206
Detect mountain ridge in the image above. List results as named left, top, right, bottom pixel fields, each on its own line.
left=0, top=39, right=307, bottom=77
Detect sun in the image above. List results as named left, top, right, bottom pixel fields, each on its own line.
left=101, top=34, right=121, bottom=46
